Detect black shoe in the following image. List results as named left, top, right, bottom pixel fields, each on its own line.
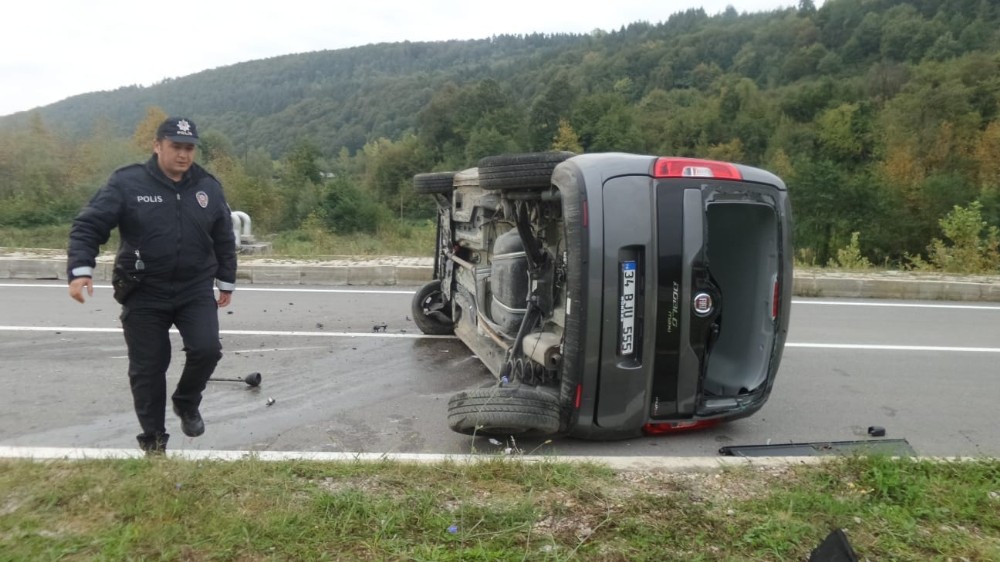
left=172, top=404, right=205, bottom=437
left=137, top=432, right=169, bottom=456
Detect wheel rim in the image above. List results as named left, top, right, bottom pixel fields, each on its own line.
left=422, top=289, right=440, bottom=313
left=421, top=288, right=450, bottom=321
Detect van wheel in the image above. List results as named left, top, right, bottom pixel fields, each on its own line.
left=477, top=152, right=575, bottom=191
left=447, top=385, right=561, bottom=436
left=411, top=280, right=454, bottom=335
left=413, top=172, right=456, bottom=194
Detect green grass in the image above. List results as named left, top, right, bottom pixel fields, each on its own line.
left=1, top=455, right=997, bottom=561
left=0, top=225, right=92, bottom=251
left=0, top=221, right=436, bottom=258
left=268, top=220, right=436, bottom=257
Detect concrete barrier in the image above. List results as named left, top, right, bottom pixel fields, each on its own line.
left=4, top=256, right=1000, bottom=301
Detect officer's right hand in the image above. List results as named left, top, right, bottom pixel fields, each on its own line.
left=69, top=277, right=94, bottom=303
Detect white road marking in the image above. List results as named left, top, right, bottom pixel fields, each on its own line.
left=0, top=326, right=454, bottom=339
left=239, top=288, right=415, bottom=294
left=792, top=300, right=1000, bottom=311
left=110, top=346, right=330, bottom=359
left=6, top=283, right=1000, bottom=309
left=0, top=283, right=415, bottom=295
left=786, top=342, right=1000, bottom=353
left=2, top=326, right=999, bottom=352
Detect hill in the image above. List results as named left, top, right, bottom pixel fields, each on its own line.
left=2, top=0, right=1000, bottom=266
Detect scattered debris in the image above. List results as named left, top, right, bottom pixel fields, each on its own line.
left=266, top=397, right=276, bottom=406
left=867, top=426, right=886, bottom=437
left=720, top=438, right=915, bottom=457
left=808, top=528, right=859, bottom=562
left=372, top=323, right=388, bottom=332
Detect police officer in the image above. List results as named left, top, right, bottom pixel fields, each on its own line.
left=67, top=117, right=237, bottom=455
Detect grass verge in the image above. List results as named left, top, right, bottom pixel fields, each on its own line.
left=1, top=455, right=997, bottom=561
left=0, top=221, right=435, bottom=258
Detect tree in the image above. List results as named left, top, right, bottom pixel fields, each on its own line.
left=465, top=126, right=517, bottom=163
left=362, top=135, right=433, bottom=220
left=198, top=129, right=235, bottom=166
left=275, top=139, right=324, bottom=230
left=321, top=176, right=381, bottom=234
left=925, top=201, right=1000, bottom=273
left=71, top=117, right=141, bottom=189
left=283, top=140, right=322, bottom=186
left=880, top=5, right=941, bottom=63
left=973, top=121, right=1000, bottom=195
left=528, top=75, right=576, bottom=151
left=551, top=119, right=584, bottom=153
left=0, top=113, right=77, bottom=227
left=132, top=106, right=168, bottom=152
left=816, top=103, right=871, bottom=163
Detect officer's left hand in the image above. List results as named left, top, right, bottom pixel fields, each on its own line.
left=217, top=291, right=232, bottom=308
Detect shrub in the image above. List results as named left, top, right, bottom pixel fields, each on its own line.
left=827, top=231, right=872, bottom=270
left=924, top=201, right=1000, bottom=274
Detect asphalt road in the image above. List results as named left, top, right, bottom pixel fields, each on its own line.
left=2, top=281, right=999, bottom=458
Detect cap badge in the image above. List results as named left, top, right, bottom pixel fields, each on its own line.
left=176, top=119, right=193, bottom=136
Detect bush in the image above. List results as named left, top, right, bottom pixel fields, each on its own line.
left=320, top=178, right=381, bottom=234
left=827, top=232, right=872, bottom=270
left=923, top=201, right=1000, bottom=274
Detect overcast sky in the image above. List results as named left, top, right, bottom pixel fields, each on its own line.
left=0, top=0, right=810, bottom=117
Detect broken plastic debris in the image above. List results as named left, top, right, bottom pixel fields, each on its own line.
left=489, top=438, right=502, bottom=446
left=266, top=397, right=276, bottom=406
left=867, top=425, right=886, bottom=437
left=447, top=525, right=458, bottom=534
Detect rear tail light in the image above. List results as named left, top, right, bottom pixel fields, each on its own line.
left=574, top=384, right=583, bottom=409
left=642, top=419, right=720, bottom=435
left=654, top=158, right=742, bottom=180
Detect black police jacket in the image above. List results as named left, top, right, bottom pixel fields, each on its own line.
left=67, top=155, right=237, bottom=296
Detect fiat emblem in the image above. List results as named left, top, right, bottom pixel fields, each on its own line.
left=693, top=292, right=713, bottom=316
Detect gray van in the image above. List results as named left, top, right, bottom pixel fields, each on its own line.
left=412, top=152, right=792, bottom=439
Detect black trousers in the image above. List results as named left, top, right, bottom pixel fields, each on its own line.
left=121, top=288, right=222, bottom=437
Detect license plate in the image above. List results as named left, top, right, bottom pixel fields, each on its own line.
left=620, top=260, right=637, bottom=355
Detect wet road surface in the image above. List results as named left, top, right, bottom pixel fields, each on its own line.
left=3, top=281, right=1000, bottom=457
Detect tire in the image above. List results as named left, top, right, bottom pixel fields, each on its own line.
left=477, top=152, right=575, bottom=191
left=413, top=172, right=456, bottom=194
left=411, top=280, right=454, bottom=335
left=448, top=385, right=561, bottom=436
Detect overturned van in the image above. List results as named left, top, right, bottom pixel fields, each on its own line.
left=411, top=152, right=792, bottom=439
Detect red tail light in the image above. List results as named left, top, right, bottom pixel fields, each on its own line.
left=574, top=384, right=583, bottom=409
left=653, top=158, right=742, bottom=180
left=642, top=419, right=720, bottom=435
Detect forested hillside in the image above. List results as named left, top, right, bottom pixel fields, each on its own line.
left=2, top=0, right=999, bottom=269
